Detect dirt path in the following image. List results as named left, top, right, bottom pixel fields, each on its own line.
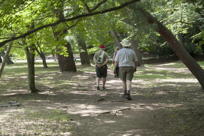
left=0, top=65, right=204, bottom=136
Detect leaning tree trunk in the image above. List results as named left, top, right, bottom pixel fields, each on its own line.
left=76, top=36, right=90, bottom=65
left=0, top=44, right=12, bottom=78
left=25, top=45, right=39, bottom=93
left=137, top=8, right=204, bottom=88
left=34, top=44, right=48, bottom=68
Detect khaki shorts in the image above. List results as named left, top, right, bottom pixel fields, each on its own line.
left=119, top=66, right=135, bottom=81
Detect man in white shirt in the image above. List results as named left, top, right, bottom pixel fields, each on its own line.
left=114, top=39, right=138, bottom=100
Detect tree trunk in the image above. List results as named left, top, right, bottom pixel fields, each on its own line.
left=1, top=51, right=14, bottom=65
left=25, top=46, right=39, bottom=93
left=110, top=30, right=122, bottom=48
left=34, top=44, right=48, bottom=68
left=0, top=57, right=2, bottom=63
left=76, top=36, right=90, bottom=65
left=138, top=8, right=204, bottom=88
left=130, top=39, right=143, bottom=66
left=0, top=44, right=12, bottom=78
left=53, top=3, right=77, bottom=72
left=57, top=42, right=77, bottom=72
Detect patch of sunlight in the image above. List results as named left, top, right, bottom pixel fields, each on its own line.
left=158, top=62, right=180, bottom=66
left=104, top=120, right=116, bottom=124
left=130, top=103, right=183, bottom=111
left=30, top=100, right=50, bottom=103
left=5, top=65, right=27, bottom=69
left=107, top=80, right=121, bottom=84
left=152, top=67, right=189, bottom=72
left=69, top=109, right=110, bottom=117
left=135, top=73, right=168, bottom=79
left=73, top=75, right=89, bottom=80
left=39, top=91, right=56, bottom=95
left=39, top=76, right=54, bottom=80
left=70, top=91, right=96, bottom=95
left=19, top=75, right=27, bottom=79
left=198, top=61, right=204, bottom=66
left=121, top=129, right=154, bottom=136
left=0, top=109, right=24, bottom=123
left=158, top=78, right=198, bottom=83
left=65, top=104, right=108, bottom=116
left=155, top=91, right=168, bottom=95
left=158, top=62, right=185, bottom=67
left=1, top=90, right=28, bottom=96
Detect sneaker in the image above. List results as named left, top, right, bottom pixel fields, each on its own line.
left=97, top=86, right=100, bottom=90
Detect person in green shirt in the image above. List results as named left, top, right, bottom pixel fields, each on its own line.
left=93, top=45, right=109, bottom=90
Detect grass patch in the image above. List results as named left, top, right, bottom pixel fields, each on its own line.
left=26, top=109, right=70, bottom=122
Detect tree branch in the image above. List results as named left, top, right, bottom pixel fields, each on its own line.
left=0, top=0, right=140, bottom=48
left=90, top=0, right=108, bottom=12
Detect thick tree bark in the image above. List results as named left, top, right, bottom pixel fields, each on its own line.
left=0, top=44, right=12, bottom=78
left=53, top=3, right=77, bottom=72
left=25, top=46, right=39, bottom=93
left=76, top=36, right=90, bottom=65
left=138, top=8, right=204, bottom=88
left=57, top=42, right=77, bottom=72
left=34, top=44, right=48, bottom=68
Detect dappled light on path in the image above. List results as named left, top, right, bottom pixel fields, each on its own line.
left=0, top=62, right=204, bottom=135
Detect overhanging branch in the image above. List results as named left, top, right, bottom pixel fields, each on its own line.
left=0, top=0, right=140, bottom=48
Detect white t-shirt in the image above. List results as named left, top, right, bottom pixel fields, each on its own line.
left=115, top=48, right=137, bottom=67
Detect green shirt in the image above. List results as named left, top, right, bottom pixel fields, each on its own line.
left=93, top=50, right=109, bottom=64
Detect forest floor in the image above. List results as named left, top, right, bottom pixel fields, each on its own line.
left=0, top=61, right=204, bottom=136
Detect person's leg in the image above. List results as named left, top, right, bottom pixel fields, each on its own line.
left=102, top=65, right=107, bottom=90
left=125, top=67, right=134, bottom=100
left=122, top=80, right=127, bottom=94
left=126, top=80, right=132, bottom=99
left=102, top=77, right=106, bottom=90
left=119, top=67, right=127, bottom=95
left=96, top=77, right=100, bottom=90
left=126, top=80, right=132, bottom=92
left=96, top=66, right=101, bottom=90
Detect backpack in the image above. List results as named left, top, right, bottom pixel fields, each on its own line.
left=96, top=51, right=105, bottom=64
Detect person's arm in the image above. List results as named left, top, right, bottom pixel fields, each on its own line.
left=133, top=51, right=138, bottom=72
left=93, top=53, right=97, bottom=65
left=114, top=51, right=119, bottom=67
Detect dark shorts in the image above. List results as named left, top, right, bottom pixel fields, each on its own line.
left=96, top=65, right=107, bottom=78
left=119, top=66, right=135, bottom=81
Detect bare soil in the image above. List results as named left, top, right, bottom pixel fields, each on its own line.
left=0, top=63, right=204, bottom=136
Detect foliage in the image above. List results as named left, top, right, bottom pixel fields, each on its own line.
left=0, top=0, right=203, bottom=58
